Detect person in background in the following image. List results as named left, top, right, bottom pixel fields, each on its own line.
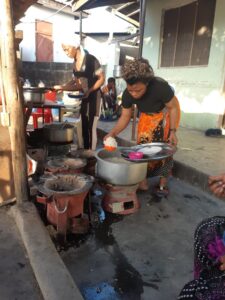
left=101, top=77, right=117, bottom=114
left=178, top=173, right=225, bottom=299
left=54, top=37, right=105, bottom=151
left=104, top=58, right=180, bottom=196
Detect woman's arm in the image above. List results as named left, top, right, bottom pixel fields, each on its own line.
left=165, top=96, right=179, bottom=145
left=54, top=78, right=82, bottom=91
left=104, top=107, right=132, bottom=139
left=88, top=71, right=105, bottom=95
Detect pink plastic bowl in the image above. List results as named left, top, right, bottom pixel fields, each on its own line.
left=128, top=151, right=144, bottom=160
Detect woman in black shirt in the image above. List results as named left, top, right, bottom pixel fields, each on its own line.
left=105, top=58, right=180, bottom=196
left=55, top=39, right=105, bottom=151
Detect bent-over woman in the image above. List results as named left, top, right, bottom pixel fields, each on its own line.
left=104, top=58, right=180, bottom=196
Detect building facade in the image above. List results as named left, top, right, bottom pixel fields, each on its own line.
left=143, top=0, right=225, bottom=131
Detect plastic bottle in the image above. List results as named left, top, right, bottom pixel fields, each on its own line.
left=38, top=80, right=45, bottom=87
left=23, top=79, right=31, bottom=87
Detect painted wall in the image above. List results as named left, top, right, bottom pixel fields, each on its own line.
left=143, top=0, right=225, bottom=130
left=16, top=5, right=78, bottom=62
left=74, top=6, right=135, bottom=84
left=16, top=5, right=134, bottom=86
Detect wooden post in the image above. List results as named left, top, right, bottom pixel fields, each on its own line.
left=79, top=11, right=83, bottom=44
left=131, top=0, right=147, bottom=141
left=0, top=0, right=29, bottom=203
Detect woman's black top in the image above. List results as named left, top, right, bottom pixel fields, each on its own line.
left=73, top=53, right=101, bottom=101
left=122, top=77, right=174, bottom=113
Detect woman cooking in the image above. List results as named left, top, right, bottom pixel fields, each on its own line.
left=54, top=37, right=105, bottom=151
left=104, top=58, right=180, bottom=196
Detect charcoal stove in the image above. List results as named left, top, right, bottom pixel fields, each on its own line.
left=101, top=182, right=140, bottom=215
left=36, top=174, right=94, bottom=241
left=45, top=157, right=87, bottom=174
left=95, top=149, right=148, bottom=215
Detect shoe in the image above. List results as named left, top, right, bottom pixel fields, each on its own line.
left=154, top=185, right=169, bottom=197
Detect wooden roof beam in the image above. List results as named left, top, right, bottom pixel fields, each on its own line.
left=115, top=2, right=135, bottom=12
left=37, top=0, right=88, bottom=17
left=126, top=9, right=140, bottom=18
left=111, top=8, right=139, bottom=27
left=72, top=0, right=89, bottom=11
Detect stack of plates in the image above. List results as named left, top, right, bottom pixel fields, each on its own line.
left=62, top=91, right=83, bottom=107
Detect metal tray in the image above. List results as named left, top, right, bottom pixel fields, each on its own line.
left=119, top=142, right=177, bottom=162
left=68, top=93, right=84, bottom=99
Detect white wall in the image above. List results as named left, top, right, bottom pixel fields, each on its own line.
left=75, top=7, right=135, bottom=34
left=16, top=5, right=135, bottom=87
left=143, top=0, right=225, bottom=130
left=74, top=6, right=135, bottom=83
left=16, top=5, right=77, bottom=62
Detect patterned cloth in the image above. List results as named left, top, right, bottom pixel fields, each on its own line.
left=178, top=216, right=225, bottom=299
left=137, top=110, right=173, bottom=177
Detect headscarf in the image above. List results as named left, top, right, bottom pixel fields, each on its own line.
left=61, top=34, right=81, bottom=48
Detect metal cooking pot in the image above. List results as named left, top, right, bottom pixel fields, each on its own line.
left=23, top=87, right=49, bottom=103
left=43, top=123, right=75, bottom=143
left=95, top=149, right=148, bottom=185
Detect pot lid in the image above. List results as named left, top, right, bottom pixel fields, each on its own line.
left=23, top=87, right=52, bottom=92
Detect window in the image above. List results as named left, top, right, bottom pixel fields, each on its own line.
left=160, top=0, right=216, bottom=67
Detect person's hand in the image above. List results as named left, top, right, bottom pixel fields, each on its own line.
left=208, top=174, right=225, bottom=198
left=168, top=131, right=178, bottom=146
left=102, top=86, right=109, bottom=94
left=53, top=85, right=63, bottom=91
left=219, top=255, right=225, bottom=271
left=82, top=89, right=91, bottom=99
left=103, top=133, right=115, bottom=141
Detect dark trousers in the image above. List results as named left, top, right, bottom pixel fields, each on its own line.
left=80, top=97, right=96, bottom=149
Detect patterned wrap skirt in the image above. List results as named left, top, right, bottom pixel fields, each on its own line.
left=137, top=110, right=173, bottom=178
left=178, top=216, right=225, bottom=299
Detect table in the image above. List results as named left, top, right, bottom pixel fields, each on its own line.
left=24, top=101, right=65, bottom=125
left=24, top=100, right=82, bottom=126
left=24, top=101, right=83, bottom=148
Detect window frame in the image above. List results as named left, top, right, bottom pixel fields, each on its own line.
left=159, top=0, right=216, bottom=68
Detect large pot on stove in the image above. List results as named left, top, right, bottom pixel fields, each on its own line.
left=23, top=87, right=49, bottom=103
left=95, top=149, right=148, bottom=185
left=43, top=122, right=75, bottom=143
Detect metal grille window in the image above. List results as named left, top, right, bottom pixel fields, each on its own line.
left=160, top=0, right=216, bottom=67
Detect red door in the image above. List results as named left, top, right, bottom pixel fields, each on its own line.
left=36, top=20, right=53, bottom=62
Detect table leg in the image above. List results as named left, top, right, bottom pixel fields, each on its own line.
left=25, top=107, right=32, bottom=126
left=58, top=108, right=62, bottom=122
left=42, top=108, right=44, bottom=125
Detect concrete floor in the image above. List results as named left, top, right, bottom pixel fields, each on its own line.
left=60, top=177, right=225, bottom=300
left=0, top=208, right=43, bottom=300
left=2, top=118, right=223, bottom=300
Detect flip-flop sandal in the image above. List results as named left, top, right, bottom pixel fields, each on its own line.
left=154, top=186, right=169, bottom=197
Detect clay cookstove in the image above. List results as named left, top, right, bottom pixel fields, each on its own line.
left=45, top=157, right=87, bottom=174
left=95, top=149, right=148, bottom=215
left=37, top=174, right=93, bottom=240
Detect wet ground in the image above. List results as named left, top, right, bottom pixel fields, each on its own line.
left=58, top=177, right=225, bottom=300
